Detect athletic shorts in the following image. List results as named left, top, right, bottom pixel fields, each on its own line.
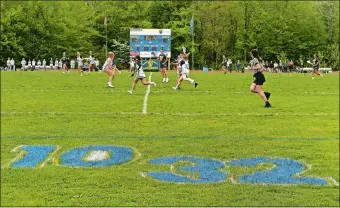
left=253, top=72, right=266, bottom=85
left=161, top=63, right=167, bottom=68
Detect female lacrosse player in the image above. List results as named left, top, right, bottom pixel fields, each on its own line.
left=311, top=54, right=323, bottom=79
left=76, top=52, right=85, bottom=76
left=159, top=49, right=169, bottom=83
left=172, top=53, right=198, bottom=90
left=102, top=51, right=121, bottom=88
left=221, top=55, right=228, bottom=74
left=249, top=49, right=272, bottom=108
left=127, top=55, right=156, bottom=94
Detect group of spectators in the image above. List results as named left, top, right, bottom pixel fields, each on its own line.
left=2, top=56, right=100, bottom=71
left=262, top=60, right=296, bottom=73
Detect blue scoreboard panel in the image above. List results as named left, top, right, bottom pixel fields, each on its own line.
left=130, top=29, right=171, bottom=58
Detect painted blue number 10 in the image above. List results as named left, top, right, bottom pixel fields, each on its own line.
left=4, top=145, right=330, bottom=185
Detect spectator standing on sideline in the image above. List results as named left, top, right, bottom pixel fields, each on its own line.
left=54, top=59, right=58, bottom=69
left=130, top=58, right=135, bottom=72
left=227, top=59, right=232, bottom=73
left=289, top=60, right=294, bottom=72
left=7, top=58, right=11, bottom=70
left=32, top=59, right=36, bottom=70
left=264, top=60, right=269, bottom=71
left=236, top=60, right=241, bottom=73
left=10, top=58, right=15, bottom=71
left=274, top=61, right=278, bottom=73
left=59, top=58, right=62, bottom=70
left=28, top=59, right=32, bottom=71
left=42, top=59, right=46, bottom=70
left=21, top=58, right=26, bottom=70
left=50, top=58, right=53, bottom=70
left=37, top=59, right=42, bottom=70
left=269, top=61, right=274, bottom=73
left=70, top=58, right=75, bottom=69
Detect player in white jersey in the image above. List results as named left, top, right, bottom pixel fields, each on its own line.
left=102, top=51, right=121, bottom=88
left=76, top=52, right=85, bottom=76
left=127, top=55, right=156, bottom=94
left=88, top=54, right=96, bottom=72
left=249, top=49, right=271, bottom=108
left=172, top=53, right=198, bottom=90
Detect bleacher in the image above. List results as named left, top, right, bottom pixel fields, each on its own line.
left=299, top=67, right=332, bottom=73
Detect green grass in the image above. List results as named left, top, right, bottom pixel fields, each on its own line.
left=1, top=70, right=339, bottom=206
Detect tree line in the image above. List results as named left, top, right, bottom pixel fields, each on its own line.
left=1, top=1, right=339, bottom=70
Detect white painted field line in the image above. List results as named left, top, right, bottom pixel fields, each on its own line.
left=142, top=73, right=152, bottom=114
left=1, top=111, right=338, bottom=117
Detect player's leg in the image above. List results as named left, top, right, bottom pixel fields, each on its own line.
left=128, top=78, right=139, bottom=94
left=141, top=78, right=156, bottom=86
left=173, top=74, right=185, bottom=90
left=256, top=85, right=271, bottom=108
left=222, top=66, right=227, bottom=74
left=106, top=69, right=115, bottom=87
left=183, top=75, right=198, bottom=88
left=164, top=67, right=169, bottom=82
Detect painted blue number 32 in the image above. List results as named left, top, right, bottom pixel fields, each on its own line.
left=3, top=145, right=332, bottom=186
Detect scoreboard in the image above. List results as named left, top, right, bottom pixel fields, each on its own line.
left=130, top=28, right=171, bottom=58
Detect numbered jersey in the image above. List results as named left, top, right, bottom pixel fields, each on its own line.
left=135, top=60, right=145, bottom=78
left=180, top=60, right=189, bottom=74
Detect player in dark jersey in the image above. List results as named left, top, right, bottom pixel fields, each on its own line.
left=312, top=54, right=323, bottom=80
left=221, top=55, right=228, bottom=74
left=249, top=49, right=272, bottom=108
left=61, top=52, right=69, bottom=74
left=159, top=49, right=169, bottom=83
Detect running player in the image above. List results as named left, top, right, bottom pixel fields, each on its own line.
left=127, top=55, right=156, bottom=94
left=76, top=52, right=85, bottom=76
left=249, top=49, right=271, bottom=108
left=159, top=49, right=169, bottom=83
left=172, top=53, right=198, bottom=90
left=102, top=51, right=120, bottom=88
left=221, top=55, right=228, bottom=74
left=88, top=51, right=96, bottom=72
left=61, top=52, right=69, bottom=73
left=312, top=54, right=323, bottom=79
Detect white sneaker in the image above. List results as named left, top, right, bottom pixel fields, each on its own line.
left=127, top=90, right=133, bottom=94
left=153, top=82, right=156, bottom=87
left=62, top=72, right=65, bottom=74
left=320, top=74, right=324, bottom=77
left=165, top=78, right=169, bottom=83
left=172, top=86, right=177, bottom=90
left=68, top=71, right=70, bottom=73
left=162, top=78, right=166, bottom=83
left=312, top=77, right=315, bottom=80
left=108, top=84, right=114, bottom=88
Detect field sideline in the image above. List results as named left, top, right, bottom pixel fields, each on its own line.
left=1, top=71, right=339, bottom=206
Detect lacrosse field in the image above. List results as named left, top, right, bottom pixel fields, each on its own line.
left=1, top=71, right=339, bottom=206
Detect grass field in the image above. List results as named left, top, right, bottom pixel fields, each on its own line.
left=1, top=70, right=339, bottom=206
